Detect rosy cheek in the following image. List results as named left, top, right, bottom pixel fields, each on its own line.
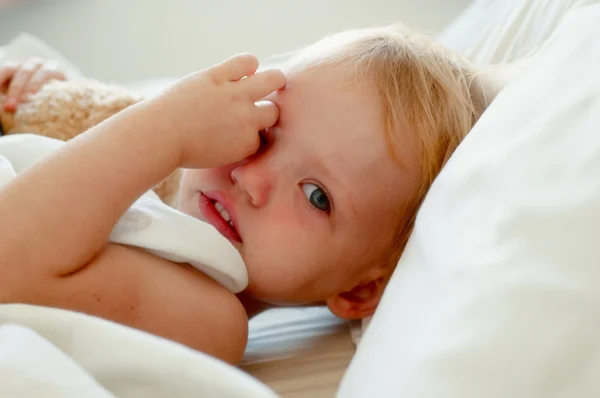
left=264, top=198, right=315, bottom=231
left=188, top=168, right=226, bottom=189
left=262, top=204, right=296, bottom=227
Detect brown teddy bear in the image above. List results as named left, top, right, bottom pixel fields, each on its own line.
left=0, top=79, right=181, bottom=207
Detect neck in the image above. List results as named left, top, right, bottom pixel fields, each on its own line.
left=237, top=293, right=276, bottom=319
left=237, top=293, right=324, bottom=319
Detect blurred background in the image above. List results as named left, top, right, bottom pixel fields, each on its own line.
left=0, top=0, right=471, bottom=84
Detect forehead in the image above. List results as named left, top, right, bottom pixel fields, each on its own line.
left=276, top=66, right=386, bottom=174
left=273, top=65, right=411, bottom=220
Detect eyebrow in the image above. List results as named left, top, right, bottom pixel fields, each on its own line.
left=319, top=160, right=358, bottom=218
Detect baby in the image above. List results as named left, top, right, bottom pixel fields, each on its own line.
left=0, top=26, right=497, bottom=364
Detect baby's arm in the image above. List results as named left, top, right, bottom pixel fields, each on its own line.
left=0, top=54, right=284, bottom=362
left=0, top=99, right=181, bottom=280
left=0, top=53, right=283, bottom=282
left=42, top=242, right=250, bottom=364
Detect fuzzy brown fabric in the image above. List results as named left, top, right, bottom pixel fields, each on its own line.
left=0, top=79, right=181, bottom=207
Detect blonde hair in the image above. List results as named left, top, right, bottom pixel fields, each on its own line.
left=287, top=25, right=501, bottom=258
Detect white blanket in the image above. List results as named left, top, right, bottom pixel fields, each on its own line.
left=0, top=305, right=277, bottom=398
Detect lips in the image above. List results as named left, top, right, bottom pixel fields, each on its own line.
left=198, top=192, right=242, bottom=243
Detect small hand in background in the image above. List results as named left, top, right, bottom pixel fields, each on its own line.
left=0, top=58, right=68, bottom=112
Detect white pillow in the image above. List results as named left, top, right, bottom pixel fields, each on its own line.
left=339, top=3, right=600, bottom=397
left=437, top=0, right=594, bottom=65
left=350, top=0, right=600, bottom=347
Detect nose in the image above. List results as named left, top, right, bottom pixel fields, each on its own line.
left=230, top=161, right=272, bottom=207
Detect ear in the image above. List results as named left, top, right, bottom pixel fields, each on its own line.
left=326, top=276, right=387, bottom=320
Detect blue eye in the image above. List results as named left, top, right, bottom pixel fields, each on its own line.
left=301, top=183, right=331, bottom=212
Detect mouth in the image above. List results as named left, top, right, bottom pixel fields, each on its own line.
left=198, top=192, right=242, bottom=243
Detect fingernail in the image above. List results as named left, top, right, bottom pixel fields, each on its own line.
left=4, top=97, right=18, bottom=111
left=5, top=97, right=17, bottom=108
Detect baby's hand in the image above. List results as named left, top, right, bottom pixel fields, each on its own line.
left=0, top=58, right=68, bottom=112
left=153, top=53, right=286, bottom=169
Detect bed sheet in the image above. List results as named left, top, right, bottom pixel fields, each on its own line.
left=241, top=307, right=355, bottom=398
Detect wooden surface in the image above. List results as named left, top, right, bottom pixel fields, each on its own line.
left=240, top=307, right=356, bottom=398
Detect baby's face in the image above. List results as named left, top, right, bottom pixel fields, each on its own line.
left=178, top=65, right=416, bottom=305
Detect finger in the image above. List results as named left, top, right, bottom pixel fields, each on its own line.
left=22, top=66, right=66, bottom=101
left=7, top=59, right=43, bottom=107
left=242, top=69, right=286, bottom=100
left=253, top=100, right=280, bottom=131
left=241, top=133, right=261, bottom=160
left=1, top=62, right=20, bottom=112
left=215, top=53, right=259, bottom=82
left=0, top=61, right=19, bottom=88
